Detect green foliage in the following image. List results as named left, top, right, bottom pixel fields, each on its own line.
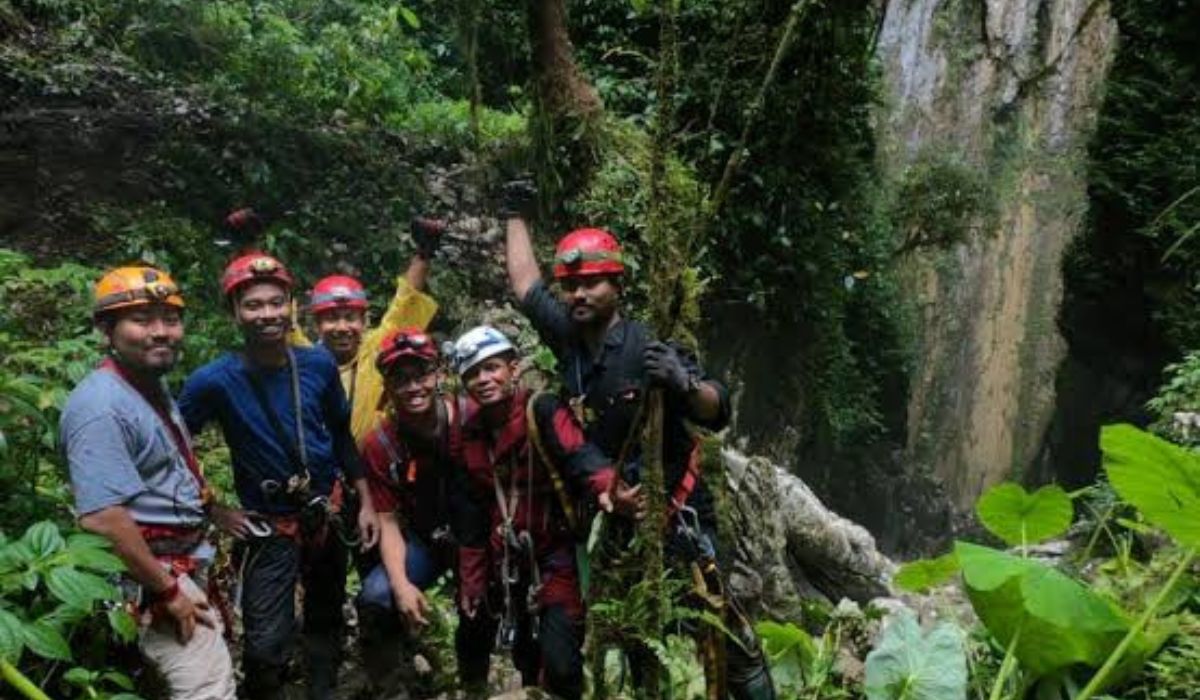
left=891, top=151, right=997, bottom=255
left=975, top=483, right=1073, bottom=549
left=0, top=521, right=131, bottom=665
left=892, top=422, right=1200, bottom=696
left=1066, top=0, right=1200, bottom=354
left=956, top=541, right=1150, bottom=678
left=1147, top=351, right=1200, bottom=448
left=0, top=250, right=102, bottom=530
left=863, top=610, right=967, bottom=700
left=756, top=618, right=855, bottom=699
left=1101, top=424, right=1200, bottom=548
left=894, top=552, right=961, bottom=594
left=1119, top=614, right=1200, bottom=700
left=396, top=99, right=527, bottom=151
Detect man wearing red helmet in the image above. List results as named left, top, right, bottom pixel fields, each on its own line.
left=179, top=252, right=379, bottom=700
left=304, top=217, right=444, bottom=444
left=354, top=328, right=492, bottom=695
left=502, top=184, right=776, bottom=700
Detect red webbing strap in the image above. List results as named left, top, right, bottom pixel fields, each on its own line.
left=665, top=439, right=703, bottom=522
left=100, top=358, right=210, bottom=502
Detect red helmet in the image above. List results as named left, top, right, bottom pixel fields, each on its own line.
left=221, top=252, right=293, bottom=298
left=376, top=327, right=439, bottom=374
left=553, top=228, right=625, bottom=279
left=309, top=275, right=368, bottom=315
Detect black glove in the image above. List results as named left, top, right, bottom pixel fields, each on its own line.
left=411, top=216, right=446, bottom=258
left=219, top=207, right=265, bottom=249
left=644, top=341, right=694, bottom=396
left=500, top=179, right=537, bottom=219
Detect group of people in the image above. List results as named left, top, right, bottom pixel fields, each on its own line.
left=60, top=187, right=775, bottom=700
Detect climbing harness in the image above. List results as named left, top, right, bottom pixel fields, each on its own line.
left=491, top=445, right=544, bottom=650
left=241, top=349, right=360, bottom=548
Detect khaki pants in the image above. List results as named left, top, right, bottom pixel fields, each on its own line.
left=138, top=574, right=236, bottom=700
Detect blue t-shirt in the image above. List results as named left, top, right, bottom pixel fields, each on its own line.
left=178, top=347, right=360, bottom=514
left=60, top=369, right=207, bottom=527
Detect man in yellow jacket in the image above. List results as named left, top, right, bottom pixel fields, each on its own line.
left=297, top=218, right=443, bottom=443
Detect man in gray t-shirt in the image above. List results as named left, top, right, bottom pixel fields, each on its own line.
left=60, top=265, right=235, bottom=700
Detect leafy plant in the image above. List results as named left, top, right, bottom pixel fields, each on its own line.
left=0, top=521, right=135, bottom=700
left=864, top=609, right=967, bottom=700
left=974, top=483, right=1073, bottom=549
left=756, top=615, right=864, bottom=699
left=893, top=429, right=1200, bottom=698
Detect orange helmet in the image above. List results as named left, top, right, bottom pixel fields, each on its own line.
left=309, top=275, right=368, bottom=314
left=93, top=265, right=184, bottom=319
left=221, top=252, right=293, bottom=299
left=553, top=228, right=625, bottom=279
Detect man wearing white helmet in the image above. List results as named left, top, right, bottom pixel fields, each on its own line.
left=448, top=326, right=641, bottom=700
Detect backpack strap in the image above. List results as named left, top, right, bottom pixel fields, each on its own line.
left=525, top=391, right=580, bottom=534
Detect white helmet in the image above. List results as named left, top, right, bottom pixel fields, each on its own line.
left=452, top=325, right=515, bottom=376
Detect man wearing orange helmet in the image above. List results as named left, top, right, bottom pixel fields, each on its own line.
left=503, top=183, right=776, bottom=700
left=178, top=252, right=379, bottom=700
left=303, top=217, right=444, bottom=444
left=61, top=265, right=236, bottom=700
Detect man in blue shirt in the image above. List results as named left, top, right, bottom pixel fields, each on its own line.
left=179, top=252, right=379, bottom=700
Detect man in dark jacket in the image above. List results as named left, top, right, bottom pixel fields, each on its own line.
left=503, top=186, right=776, bottom=700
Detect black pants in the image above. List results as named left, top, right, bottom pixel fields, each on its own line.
left=614, top=522, right=775, bottom=700
left=239, top=533, right=347, bottom=700
left=508, top=602, right=584, bottom=700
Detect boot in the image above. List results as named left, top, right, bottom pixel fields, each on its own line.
left=357, top=603, right=414, bottom=695
left=726, top=647, right=776, bottom=700
left=305, top=632, right=342, bottom=700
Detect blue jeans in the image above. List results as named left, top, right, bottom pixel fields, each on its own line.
left=356, top=531, right=491, bottom=687
left=358, top=533, right=446, bottom=609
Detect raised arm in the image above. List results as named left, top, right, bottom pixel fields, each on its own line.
left=506, top=216, right=542, bottom=302
left=502, top=181, right=542, bottom=301
left=406, top=216, right=446, bottom=292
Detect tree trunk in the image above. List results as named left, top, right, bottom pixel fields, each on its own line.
left=527, top=0, right=603, bottom=122
left=526, top=0, right=604, bottom=216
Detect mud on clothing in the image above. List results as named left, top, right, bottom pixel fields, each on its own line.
left=178, top=346, right=363, bottom=514
left=519, top=280, right=731, bottom=525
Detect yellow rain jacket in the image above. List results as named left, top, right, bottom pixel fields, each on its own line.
left=291, top=277, right=437, bottom=444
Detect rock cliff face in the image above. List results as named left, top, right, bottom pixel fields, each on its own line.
left=875, top=0, right=1117, bottom=514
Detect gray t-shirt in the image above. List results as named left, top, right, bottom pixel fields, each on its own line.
left=60, top=369, right=207, bottom=527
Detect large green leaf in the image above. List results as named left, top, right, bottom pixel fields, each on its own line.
left=65, top=546, right=125, bottom=574
left=1101, top=423, right=1200, bottom=548
left=23, top=521, right=65, bottom=559
left=21, top=620, right=72, bottom=661
left=955, top=542, right=1131, bottom=676
left=864, top=610, right=967, bottom=700
left=975, top=483, right=1073, bottom=547
left=46, top=567, right=118, bottom=609
left=0, top=609, right=24, bottom=661
left=894, top=553, right=961, bottom=593
left=756, top=620, right=817, bottom=692
left=107, top=608, right=138, bottom=644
